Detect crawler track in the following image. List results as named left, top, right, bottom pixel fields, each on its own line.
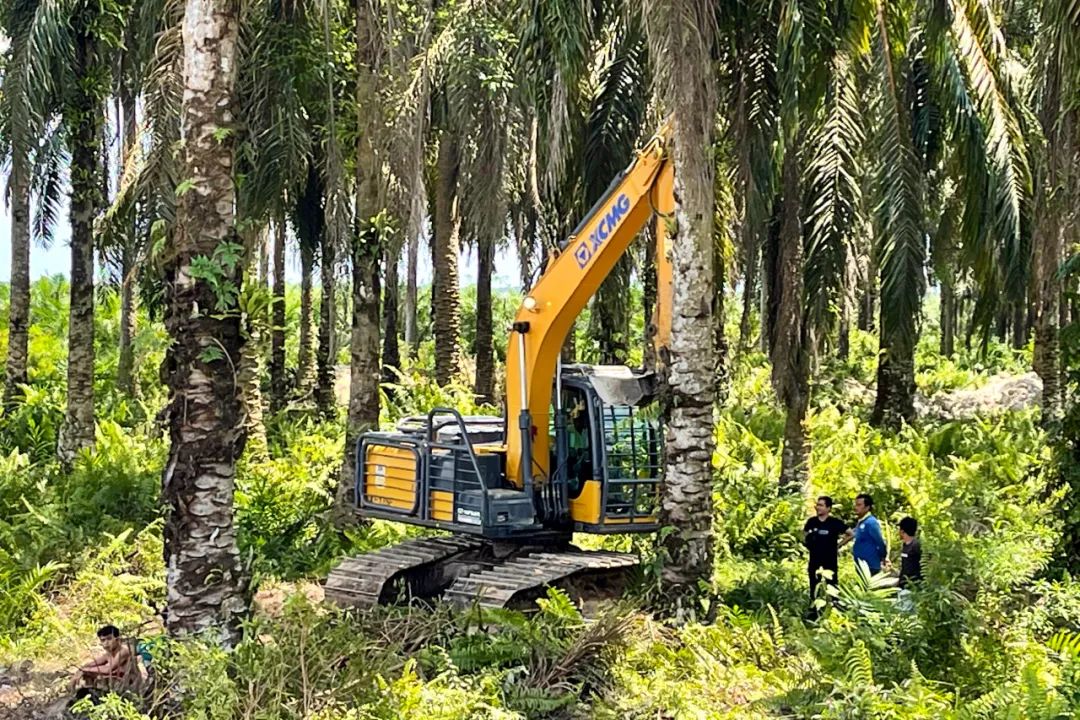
left=324, top=536, right=484, bottom=607
left=444, top=550, right=637, bottom=610
left=325, top=538, right=638, bottom=611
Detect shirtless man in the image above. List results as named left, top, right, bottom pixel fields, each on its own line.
left=69, top=625, right=132, bottom=693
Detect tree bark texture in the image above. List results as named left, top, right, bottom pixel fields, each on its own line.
left=771, top=148, right=809, bottom=495
left=594, top=255, right=631, bottom=364
left=433, top=132, right=463, bottom=386
left=738, top=247, right=757, bottom=354
left=58, top=27, right=102, bottom=466
left=4, top=152, right=31, bottom=407
left=340, top=0, right=384, bottom=525
left=382, top=244, right=401, bottom=384
left=644, top=0, right=719, bottom=613
left=404, top=228, right=419, bottom=356
left=940, top=281, right=955, bottom=357
left=117, top=89, right=139, bottom=399
left=474, top=234, right=495, bottom=404
left=642, top=226, right=657, bottom=370
left=316, top=214, right=337, bottom=418
left=296, top=163, right=325, bottom=401
left=297, top=238, right=316, bottom=394
left=238, top=226, right=268, bottom=458
left=162, top=0, right=247, bottom=644
left=871, top=352, right=916, bottom=428
left=270, top=219, right=287, bottom=412
left=1034, top=186, right=1063, bottom=421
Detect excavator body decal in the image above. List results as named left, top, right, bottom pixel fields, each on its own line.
left=575, top=193, right=631, bottom=268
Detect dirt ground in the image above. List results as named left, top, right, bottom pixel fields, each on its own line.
left=0, top=661, right=71, bottom=720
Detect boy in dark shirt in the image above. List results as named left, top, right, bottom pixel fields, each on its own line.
left=897, top=516, right=922, bottom=588
left=804, top=496, right=847, bottom=605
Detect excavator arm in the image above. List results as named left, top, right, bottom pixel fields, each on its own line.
left=505, top=124, right=675, bottom=490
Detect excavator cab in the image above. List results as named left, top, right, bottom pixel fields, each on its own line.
left=353, top=364, right=662, bottom=538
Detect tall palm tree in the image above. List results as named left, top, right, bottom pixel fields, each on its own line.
left=474, top=232, right=496, bottom=403
left=2, top=147, right=31, bottom=408
left=0, top=0, right=54, bottom=408
left=643, top=0, right=719, bottom=611
left=161, top=0, right=247, bottom=642
left=1031, top=0, right=1079, bottom=422
left=432, top=125, right=464, bottom=386
left=342, top=0, right=403, bottom=521
left=0, top=0, right=120, bottom=463
left=58, top=4, right=126, bottom=464
left=270, top=217, right=287, bottom=412
left=297, top=230, right=318, bottom=393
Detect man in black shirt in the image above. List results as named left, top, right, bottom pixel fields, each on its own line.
left=897, top=516, right=922, bottom=588
left=804, top=496, right=847, bottom=606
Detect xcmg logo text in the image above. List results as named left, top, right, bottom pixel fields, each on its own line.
left=574, top=193, right=631, bottom=269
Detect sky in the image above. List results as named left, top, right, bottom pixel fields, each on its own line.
left=0, top=196, right=524, bottom=291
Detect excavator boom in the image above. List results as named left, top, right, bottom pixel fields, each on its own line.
left=505, top=124, right=675, bottom=490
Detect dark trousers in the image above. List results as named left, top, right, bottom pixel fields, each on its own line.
left=809, top=564, right=838, bottom=602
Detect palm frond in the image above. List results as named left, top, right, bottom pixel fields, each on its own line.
left=804, top=48, right=863, bottom=337
left=945, top=0, right=1032, bottom=305
left=872, top=0, right=927, bottom=358
left=29, top=120, right=68, bottom=248
left=1, top=0, right=77, bottom=163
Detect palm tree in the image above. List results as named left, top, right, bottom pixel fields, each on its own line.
left=161, top=0, right=247, bottom=642
left=0, top=0, right=51, bottom=408
left=2, top=149, right=31, bottom=407
left=643, top=0, right=719, bottom=611
left=57, top=5, right=126, bottom=464
left=297, top=228, right=318, bottom=394
left=1031, top=0, right=1079, bottom=422
left=474, top=232, right=496, bottom=403
left=432, top=125, right=464, bottom=386
left=341, top=0, right=395, bottom=521
left=270, top=217, right=287, bottom=412
left=0, top=1, right=116, bottom=462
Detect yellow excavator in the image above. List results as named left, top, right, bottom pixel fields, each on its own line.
left=325, top=124, right=676, bottom=611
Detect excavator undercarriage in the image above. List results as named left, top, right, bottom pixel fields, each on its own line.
left=324, top=536, right=637, bottom=611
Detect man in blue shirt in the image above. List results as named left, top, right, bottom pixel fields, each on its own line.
left=843, top=493, right=887, bottom=575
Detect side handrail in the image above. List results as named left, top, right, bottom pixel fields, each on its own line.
left=425, top=407, right=489, bottom=492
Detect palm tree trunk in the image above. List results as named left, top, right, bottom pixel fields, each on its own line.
left=857, top=274, right=876, bottom=332
left=316, top=221, right=337, bottom=417
left=772, top=147, right=809, bottom=494
left=1034, top=188, right=1063, bottom=420
left=738, top=250, right=757, bottom=353
left=940, top=282, right=955, bottom=357
left=404, top=229, right=419, bottom=356
left=117, top=88, right=139, bottom=399
left=297, top=239, right=316, bottom=394
left=382, top=244, right=401, bottom=384
left=1011, top=300, right=1027, bottom=350
left=474, top=234, right=495, bottom=404
left=644, top=0, right=719, bottom=612
left=642, top=227, right=657, bottom=370
left=714, top=236, right=729, bottom=404
left=58, top=29, right=101, bottom=466
left=162, top=0, right=247, bottom=643
left=433, top=131, right=463, bottom=386
left=838, top=302, right=851, bottom=360
left=4, top=152, right=31, bottom=407
left=238, top=226, right=268, bottom=458
left=594, top=256, right=631, bottom=364
left=270, top=219, right=287, bottom=412
left=340, top=1, right=384, bottom=525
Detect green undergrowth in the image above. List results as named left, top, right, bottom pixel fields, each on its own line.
left=1, top=280, right=1079, bottom=717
